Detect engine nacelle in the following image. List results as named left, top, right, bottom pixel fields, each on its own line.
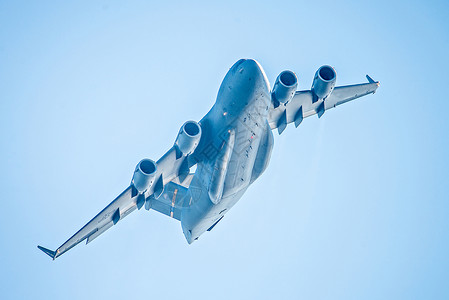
left=272, top=70, right=298, bottom=105
left=311, top=65, right=336, bottom=100
left=132, top=159, right=157, bottom=193
left=174, top=121, right=202, bottom=156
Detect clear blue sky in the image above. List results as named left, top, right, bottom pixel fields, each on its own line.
left=1, top=1, right=448, bottom=299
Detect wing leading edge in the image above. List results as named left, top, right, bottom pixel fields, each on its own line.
left=268, top=75, right=380, bottom=133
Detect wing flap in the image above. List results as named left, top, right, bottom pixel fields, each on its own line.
left=86, top=221, right=114, bottom=244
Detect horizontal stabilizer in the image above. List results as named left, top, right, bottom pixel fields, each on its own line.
left=37, top=245, right=56, bottom=260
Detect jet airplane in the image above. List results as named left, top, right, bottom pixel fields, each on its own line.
left=38, top=59, right=379, bottom=259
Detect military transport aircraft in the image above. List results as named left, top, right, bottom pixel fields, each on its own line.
left=38, top=59, right=379, bottom=260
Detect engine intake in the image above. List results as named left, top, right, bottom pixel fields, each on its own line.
left=311, top=65, right=336, bottom=101
left=272, top=70, right=298, bottom=105
left=175, top=121, right=202, bottom=156
left=132, top=159, right=157, bottom=193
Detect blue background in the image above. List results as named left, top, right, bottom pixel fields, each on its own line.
left=1, top=1, right=448, bottom=299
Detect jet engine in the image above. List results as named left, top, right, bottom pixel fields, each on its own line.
left=271, top=70, right=298, bottom=105
left=311, top=65, right=336, bottom=101
left=174, top=121, right=202, bottom=156
left=132, top=159, right=157, bottom=193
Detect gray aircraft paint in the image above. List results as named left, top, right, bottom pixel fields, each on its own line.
left=181, top=59, right=272, bottom=243
left=38, top=59, right=379, bottom=259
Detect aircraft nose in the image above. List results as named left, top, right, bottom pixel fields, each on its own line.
left=216, top=58, right=270, bottom=113
left=232, top=58, right=246, bottom=69
left=231, top=58, right=262, bottom=74
left=242, top=58, right=260, bottom=69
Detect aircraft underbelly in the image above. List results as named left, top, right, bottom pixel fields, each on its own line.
left=37, top=59, right=380, bottom=259
left=222, top=104, right=268, bottom=197
left=180, top=59, right=271, bottom=243
left=181, top=98, right=270, bottom=242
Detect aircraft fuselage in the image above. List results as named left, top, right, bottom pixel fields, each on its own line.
left=181, top=59, right=274, bottom=242
left=37, top=58, right=380, bottom=260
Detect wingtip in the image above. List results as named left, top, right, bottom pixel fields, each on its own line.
left=37, top=245, right=57, bottom=260
left=366, top=74, right=380, bottom=87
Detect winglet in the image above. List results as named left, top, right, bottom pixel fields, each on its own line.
left=37, top=245, right=56, bottom=260
left=366, top=75, right=380, bottom=86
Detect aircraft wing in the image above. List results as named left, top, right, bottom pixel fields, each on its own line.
left=268, top=75, right=380, bottom=134
left=38, top=146, right=194, bottom=260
